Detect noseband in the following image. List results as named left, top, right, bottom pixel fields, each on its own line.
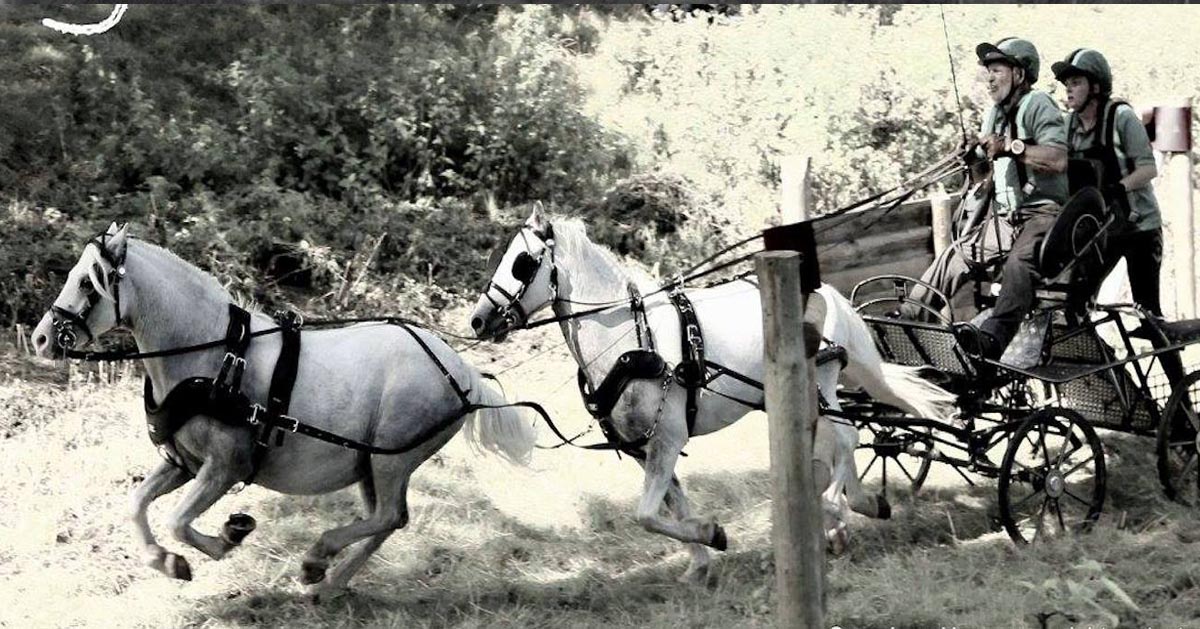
left=51, top=234, right=127, bottom=350
left=485, top=224, right=558, bottom=329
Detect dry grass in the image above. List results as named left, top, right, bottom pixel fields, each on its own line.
left=3, top=321, right=1200, bottom=628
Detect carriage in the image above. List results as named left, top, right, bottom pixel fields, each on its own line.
left=840, top=184, right=1200, bottom=544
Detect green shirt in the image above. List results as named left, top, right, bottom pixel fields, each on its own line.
left=1066, top=103, right=1161, bottom=231
left=981, top=91, right=1070, bottom=215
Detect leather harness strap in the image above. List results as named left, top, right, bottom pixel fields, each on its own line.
left=243, top=312, right=303, bottom=484
left=669, top=289, right=704, bottom=436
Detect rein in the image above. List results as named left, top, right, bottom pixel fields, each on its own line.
left=512, top=150, right=963, bottom=334
left=61, top=315, right=482, bottom=363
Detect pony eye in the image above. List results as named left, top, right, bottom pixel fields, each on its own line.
left=79, top=277, right=95, bottom=294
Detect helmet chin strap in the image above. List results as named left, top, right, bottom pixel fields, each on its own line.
left=1076, top=81, right=1101, bottom=116
left=998, top=68, right=1027, bottom=111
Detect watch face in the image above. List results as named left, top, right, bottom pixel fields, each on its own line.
left=1011, top=139, right=1025, bottom=155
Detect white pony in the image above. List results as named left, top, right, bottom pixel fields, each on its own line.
left=470, top=208, right=955, bottom=582
left=31, top=223, right=536, bottom=597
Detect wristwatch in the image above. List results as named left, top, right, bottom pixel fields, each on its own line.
left=1008, top=138, right=1026, bottom=157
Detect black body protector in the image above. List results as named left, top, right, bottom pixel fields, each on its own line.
left=143, top=307, right=548, bottom=484
left=144, top=304, right=303, bottom=482
left=576, top=282, right=847, bottom=458
left=1069, top=97, right=1139, bottom=216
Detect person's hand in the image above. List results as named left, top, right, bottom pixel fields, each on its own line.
left=959, top=135, right=983, bottom=165
left=1102, top=181, right=1132, bottom=220
left=1102, top=181, right=1126, bottom=202
left=979, top=134, right=1008, bottom=160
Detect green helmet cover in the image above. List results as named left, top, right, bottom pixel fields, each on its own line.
left=1051, top=48, right=1112, bottom=94
left=976, top=37, right=1041, bottom=85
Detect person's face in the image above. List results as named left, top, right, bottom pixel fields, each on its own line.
left=1063, top=75, right=1096, bottom=111
left=984, top=61, right=1021, bottom=104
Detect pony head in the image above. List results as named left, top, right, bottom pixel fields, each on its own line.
left=31, top=222, right=130, bottom=357
left=470, top=205, right=558, bottom=340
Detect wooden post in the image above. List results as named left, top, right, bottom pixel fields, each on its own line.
left=757, top=251, right=824, bottom=629
left=930, top=190, right=954, bottom=259
left=781, top=154, right=813, bottom=223
left=1155, top=97, right=1195, bottom=318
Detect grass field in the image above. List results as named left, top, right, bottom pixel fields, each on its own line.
left=2, top=319, right=1200, bottom=629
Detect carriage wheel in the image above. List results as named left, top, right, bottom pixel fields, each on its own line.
left=857, top=423, right=934, bottom=500
left=998, top=408, right=1106, bottom=545
left=1156, top=369, right=1200, bottom=506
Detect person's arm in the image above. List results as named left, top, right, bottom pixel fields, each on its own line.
left=1021, top=143, right=1067, bottom=174
left=1020, top=93, right=1069, bottom=174
left=978, top=133, right=1067, bottom=173
left=1115, top=106, right=1158, bottom=190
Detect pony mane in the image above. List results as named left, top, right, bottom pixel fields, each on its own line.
left=550, top=217, right=656, bottom=288
left=128, top=238, right=248, bottom=308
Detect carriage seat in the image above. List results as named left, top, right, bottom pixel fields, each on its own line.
left=1035, top=186, right=1115, bottom=307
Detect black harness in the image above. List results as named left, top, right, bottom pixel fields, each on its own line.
left=573, top=283, right=848, bottom=458
left=669, top=288, right=705, bottom=436
left=143, top=305, right=553, bottom=482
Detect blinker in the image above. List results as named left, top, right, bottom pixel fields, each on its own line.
left=512, top=251, right=540, bottom=283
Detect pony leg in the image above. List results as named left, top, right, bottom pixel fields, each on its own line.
left=165, top=457, right=245, bottom=565
left=635, top=442, right=725, bottom=550
left=661, top=474, right=712, bottom=584
left=130, top=459, right=191, bottom=579
left=301, top=456, right=416, bottom=593
left=306, top=476, right=391, bottom=596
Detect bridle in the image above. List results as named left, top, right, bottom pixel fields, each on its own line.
left=50, top=233, right=127, bottom=351
left=484, top=223, right=558, bottom=331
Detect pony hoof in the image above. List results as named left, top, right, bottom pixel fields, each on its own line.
left=222, top=513, right=257, bottom=546
left=876, top=495, right=892, bottom=520
left=165, top=553, right=193, bottom=581
left=301, top=562, right=327, bottom=585
left=709, top=524, right=728, bottom=551
left=678, top=564, right=710, bottom=586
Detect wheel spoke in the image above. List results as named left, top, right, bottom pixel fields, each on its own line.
left=1053, top=499, right=1066, bottom=532
left=1184, top=406, right=1200, bottom=432
left=1062, top=487, right=1093, bottom=507
left=952, top=464, right=976, bottom=486
left=1062, top=455, right=1096, bottom=478
left=1180, top=453, right=1198, bottom=478
left=1038, top=421, right=1052, bottom=467
left=1033, top=497, right=1050, bottom=543
left=894, top=457, right=916, bottom=483
left=859, top=454, right=879, bottom=480
left=1053, top=423, right=1083, bottom=470
left=1011, top=486, right=1047, bottom=512
left=1010, top=458, right=1046, bottom=480
left=881, top=456, right=888, bottom=495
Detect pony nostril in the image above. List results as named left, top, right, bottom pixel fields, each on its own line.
left=471, top=317, right=484, bottom=332
left=34, top=333, right=47, bottom=348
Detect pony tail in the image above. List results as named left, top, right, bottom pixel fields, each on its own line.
left=460, top=368, right=537, bottom=466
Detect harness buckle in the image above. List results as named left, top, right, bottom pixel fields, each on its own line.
left=686, top=324, right=704, bottom=352
left=280, top=415, right=300, bottom=433
left=247, top=404, right=264, bottom=426
left=215, top=352, right=247, bottom=395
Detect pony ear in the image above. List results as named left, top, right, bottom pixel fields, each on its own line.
left=528, top=202, right=547, bottom=232
left=106, top=221, right=120, bottom=236
left=108, top=223, right=129, bottom=262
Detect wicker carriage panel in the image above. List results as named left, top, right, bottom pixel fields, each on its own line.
left=1047, top=325, right=1113, bottom=363
left=1056, top=369, right=1157, bottom=433
left=867, top=320, right=972, bottom=376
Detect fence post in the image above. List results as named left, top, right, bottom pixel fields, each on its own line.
left=1154, top=97, right=1195, bottom=318
left=930, top=190, right=954, bottom=259
left=781, top=154, right=813, bottom=223
left=757, top=250, right=824, bottom=629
